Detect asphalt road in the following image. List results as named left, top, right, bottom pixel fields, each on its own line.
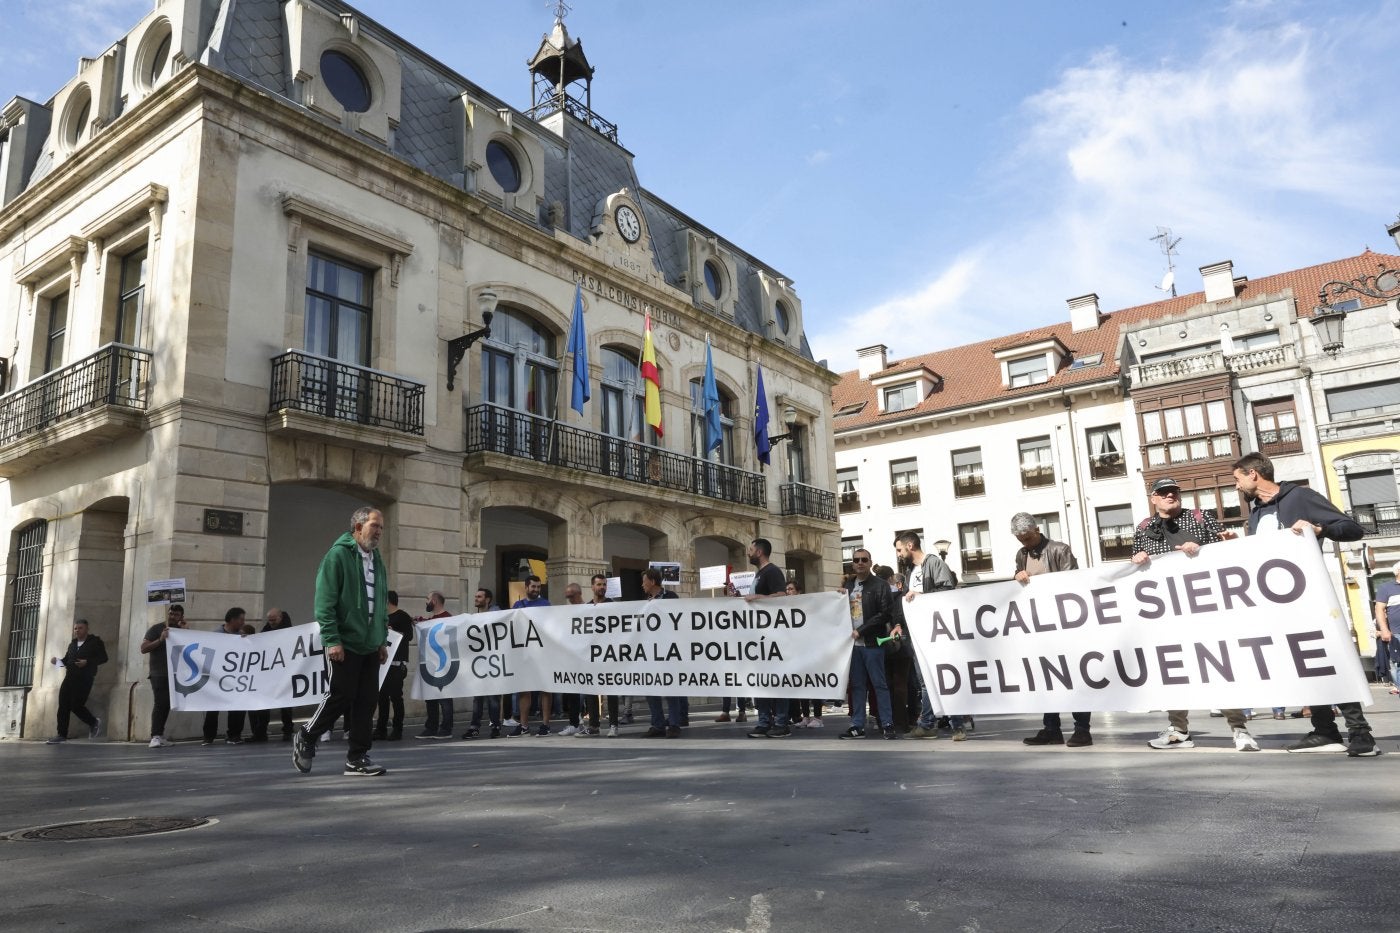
left=3, top=693, right=1398, bottom=933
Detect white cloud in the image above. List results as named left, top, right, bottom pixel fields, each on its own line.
left=805, top=149, right=831, bottom=166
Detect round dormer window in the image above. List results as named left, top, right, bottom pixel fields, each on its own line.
left=775, top=299, right=791, bottom=335
left=64, top=85, right=92, bottom=149
left=486, top=141, right=522, bottom=193
left=320, top=51, right=371, bottom=112
left=703, top=260, right=723, bottom=300
left=147, top=32, right=172, bottom=87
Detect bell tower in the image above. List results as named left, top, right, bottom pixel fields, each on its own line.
left=525, top=2, right=618, bottom=142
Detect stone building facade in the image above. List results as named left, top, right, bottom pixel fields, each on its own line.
left=0, top=0, right=839, bottom=739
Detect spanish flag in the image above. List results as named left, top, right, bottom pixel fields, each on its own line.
left=641, top=312, right=664, bottom=437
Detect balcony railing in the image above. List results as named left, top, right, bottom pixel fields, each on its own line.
left=1131, top=344, right=1295, bottom=386
left=780, top=482, right=837, bottom=522
left=1088, top=453, right=1127, bottom=479
left=1020, top=463, right=1056, bottom=488
left=961, top=549, right=993, bottom=573
left=1353, top=501, right=1400, bottom=537
left=953, top=469, right=985, bottom=497
left=891, top=483, right=921, bottom=507
left=0, top=343, right=150, bottom=447
left=1258, top=425, right=1303, bottom=457
left=269, top=350, right=424, bottom=435
left=838, top=490, right=861, bottom=514
left=465, top=403, right=765, bottom=508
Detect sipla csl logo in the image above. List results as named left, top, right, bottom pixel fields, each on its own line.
left=171, top=642, right=217, bottom=696
left=418, top=622, right=460, bottom=689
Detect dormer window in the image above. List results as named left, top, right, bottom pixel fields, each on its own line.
left=321, top=51, right=371, bottom=112
left=486, top=141, right=522, bottom=192
left=884, top=383, right=919, bottom=413
left=703, top=261, right=723, bottom=300
left=1007, top=355, right=1049, bottom=387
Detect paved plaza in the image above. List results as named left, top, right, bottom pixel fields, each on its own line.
left=3, top=693, right=1398, bottom=933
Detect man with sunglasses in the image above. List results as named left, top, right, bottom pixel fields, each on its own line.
left=1131, top=478, right=1258, bottom=752
left=838, top=548, right=898, bottom=740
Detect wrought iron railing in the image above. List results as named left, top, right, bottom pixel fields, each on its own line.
left=0, top=343, right=150, bottom=447
left=838, top=490, right=861, bottom=514
left=465, top=404, right=765, bottom=507
left=1353, top=501, right=1400, bottom=537
left=1020, top=464, right=1056, bottom=488
left=526, top=93, right=620, bottom=143
left=780, top=482, right=837, bottom=522
left=269, top=350, right=424, bottom=436
left=1258, top=425, right=1303, bottom=456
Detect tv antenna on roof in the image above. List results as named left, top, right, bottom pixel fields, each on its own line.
left=1150, top=226, right=1181, bottom=297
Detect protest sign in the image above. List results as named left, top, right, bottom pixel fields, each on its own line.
left=167, top=624, right=402, bottom=711
left=902, top=531, right=1370, bottom=715
left=411, top=594, right=851, bottom=700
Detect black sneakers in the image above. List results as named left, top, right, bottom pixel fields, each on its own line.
left=838, top=726, right=865, bottom=739
left=1346, top=732, right=1379, bottom=757
left=1284, top=731, right=1347, bottom=754
left=746, top=726, right=771, bottom=738
left=883, top=726, right=899, bottom=740
left=292, top=727, right=317, bottom=773
left=767, top=725, right=792, bottom=738
left=344, top=757, right=386, bottom=776
left=1023, top=729, right=1065, bottom=746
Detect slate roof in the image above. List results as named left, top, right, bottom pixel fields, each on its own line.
left=831, top=250, right=1400, bottom=433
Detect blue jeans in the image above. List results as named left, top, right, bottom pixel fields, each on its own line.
left=647, top=696, right=683, bottom=728
left=849, top=646, right=892, bottom=730
left=470, top=695, right=500, bottom=728
left=754, top=697, right=789, bottom=730
left=916, top=666, right=965, bottom=730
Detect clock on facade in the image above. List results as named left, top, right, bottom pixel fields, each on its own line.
left=615, top=204, right=641, bottom=243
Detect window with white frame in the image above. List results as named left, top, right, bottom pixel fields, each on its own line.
left=1018, top=436, right=1055, bottom=488
left=1007, top=354, right=1049, bottom=387
left=837, top=466, right=860, bottom=514
left=1096, top=504, right=1135, bottom=560
left=890, top=457, right=920, bottom=506
left=884, top=382, right=919, bottom=413
left=1086, top=425, right=1126, bottom=479
left=952, top=447, right=985, bottom=496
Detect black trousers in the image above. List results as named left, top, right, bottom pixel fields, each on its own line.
left=1314, top=701, right=1370, bottom=737
left=249, top=707, right=293, bottom=739
left=57, top=673, right=97, bottom=738
left=587, top=695, right=620, bottom=729
left=203, top=709, right=246, bottom=741
left=376, top=665, right=406, bottom=730
left=305, top=650, right=380, bottom=759
left=150, top=676, right=171, bottom=736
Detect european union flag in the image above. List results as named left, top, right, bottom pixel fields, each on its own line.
left=754, top=364, right=771, bottom=466
left=702, top=337, right=722, bottom=456
left=567, top=284, right=589, bottom=416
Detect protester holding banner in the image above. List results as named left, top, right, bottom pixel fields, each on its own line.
left=1231, top=453, right=1376, bottom=757
left=839, top=549, right=898, bottom=740
left=640, top=568, right=685, bottom=738
left=463, top=588, right=503, bottom=739
left=45, top=619, right=107, bottom=744
left=292, top=506, right=390, bottom=777
left=202, top=609, right=251, bottom=746
left=375, top=594, right=413, bottom=742
left=510, top=576, right=554, bottom=737
left=415, top=591, right=454, bottom=739
left=1130, top=478, right=1260, bottom=752
left=1008, top=513, right=1093, bottom=748
left=249, top=609, right=295, bottom=743
left=899, top=532, right=965, bottom=741
left=582, top=574, right=623, bottom=737
left=140, top=603, right=185, bottom=748
left=744, top=538, right=794, bottom=739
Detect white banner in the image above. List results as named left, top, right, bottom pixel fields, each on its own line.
left=167, top=624, right=402, bottom=711
left=410, top=594, right=851, bottom=700
left=903, top=531, right=1371, bottom=715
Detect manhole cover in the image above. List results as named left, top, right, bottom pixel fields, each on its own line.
left=3, top=817, right=217, bottom=841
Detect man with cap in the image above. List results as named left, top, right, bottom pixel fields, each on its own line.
left=1131, top=477, right=1259, bottom=752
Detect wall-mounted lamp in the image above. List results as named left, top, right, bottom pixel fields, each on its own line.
left=767, top=405, right=801, bottom=444
left=446, top=289, right=497, bottom=390
left=933, top=539, right=952, bottom=559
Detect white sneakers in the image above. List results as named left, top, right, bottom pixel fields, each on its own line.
left=1233, top=729, right=1260, bottom=752
left=1148, top=729, right=1195, bottom=749
left=148, top=735, right=169, bottom=748
left=558, top=725, right=578, bottom=736
left=606, top=725, right=619, bottom=737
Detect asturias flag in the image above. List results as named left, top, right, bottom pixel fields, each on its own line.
left=702, top=336, right=722, bottom=457
left=642, top=312, right=664, bottom=437
left=567, top=284, right=590, bottom=416
left=754, top=364, right=772, bottom=466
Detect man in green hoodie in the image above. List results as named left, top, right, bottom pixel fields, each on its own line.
left=293, top=506, right=390, bottom=776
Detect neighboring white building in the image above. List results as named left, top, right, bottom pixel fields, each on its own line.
left=833, top=247, right=1400, bottom=615
left=0, top=0, right=838, bottom=739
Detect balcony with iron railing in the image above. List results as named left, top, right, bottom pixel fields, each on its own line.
left=1020, top=463, right=1056, bottom=489
left=0, top=343, right=151, bottom=477
left=838, top=488, right=861, bottom=514
left=960, top=548, right=993, bottom=573
left=1257, top=424, right=1304, bottom=457
left=266, top=350, right=426, bottom=454
left=1130, top=343, right=1295, bottom=386
left=780, top=482, right=838, bottom=523
left=952, top=469, right=985, bottom=497
left=1353, top=502, right=1400, bottom=537
left=465, top=403, right=766, bottom=509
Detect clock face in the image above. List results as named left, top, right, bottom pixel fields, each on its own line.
left=615, top=205, right=642, bottom=243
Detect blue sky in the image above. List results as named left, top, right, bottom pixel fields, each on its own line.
left=4, top=0, right=1398, bottom=371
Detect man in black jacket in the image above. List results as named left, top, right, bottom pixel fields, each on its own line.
left=838, top=548, right=898, bottom=739
left=1232, top=453, right=1376, bottom=757
left=46, top=619, right=107, bottom=743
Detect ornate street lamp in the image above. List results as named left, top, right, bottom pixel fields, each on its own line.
left=446, top=289, right=497, bottom=390
left=766, top=405, right=801, bottom=444
left=1308, top=266, right=1400, bottom=356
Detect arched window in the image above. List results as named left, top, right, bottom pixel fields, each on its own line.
left=481, top=306, right=557, bottom=417
left=599, top=346, right=656, bottom=444
left=689, top=378, right=735, bottom=465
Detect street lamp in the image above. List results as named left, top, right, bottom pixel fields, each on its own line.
left=446, top=289, right=497, bottom=390
left=1308, top=265, right=1400, bottom=356
left=767, top=405, right=801, bottom=444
